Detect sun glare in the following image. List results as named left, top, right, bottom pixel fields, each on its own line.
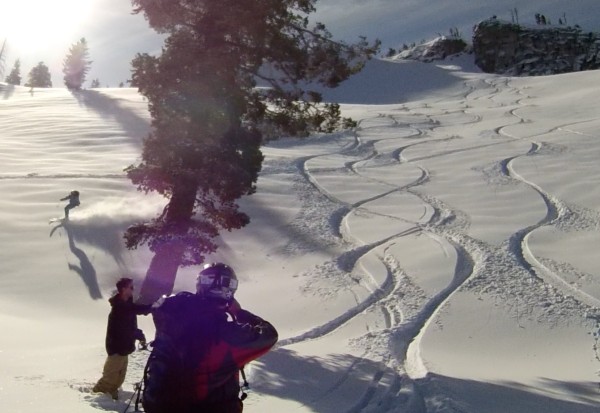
left=0, top=0, right=94, bottom=55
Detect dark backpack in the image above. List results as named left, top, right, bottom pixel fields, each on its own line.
left=141, top=293, right=234, bottom=413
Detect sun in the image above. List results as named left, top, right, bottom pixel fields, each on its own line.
left=0, top=0, right=94, bottom=55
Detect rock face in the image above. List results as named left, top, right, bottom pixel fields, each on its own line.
left=396, top=36, right=468, bottom=63
left=473, top=18, right=600, bottom=75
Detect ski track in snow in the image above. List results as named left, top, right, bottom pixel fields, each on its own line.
left=271, top=76, right=600, bottom=412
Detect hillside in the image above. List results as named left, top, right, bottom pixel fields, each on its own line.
left=1, top=55, right=600, bottom=412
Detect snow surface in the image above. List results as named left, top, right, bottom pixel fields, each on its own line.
left=1, top=54, right=600, bottom=413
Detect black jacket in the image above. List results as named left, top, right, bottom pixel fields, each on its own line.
left=105, top=295, right=151, bottom=356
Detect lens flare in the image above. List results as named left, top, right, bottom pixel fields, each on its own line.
left=0, top=0, right=94, bottom=55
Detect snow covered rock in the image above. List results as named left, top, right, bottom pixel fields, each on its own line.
left=391, top=36, right=468, bottom=63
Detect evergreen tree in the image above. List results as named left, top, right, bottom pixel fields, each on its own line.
left=90, top=78, right=100, bottom=88
left=63, top=37, right=91, bottom=90
left=5, top=59, right=21, bottom=85
left=128, top=0, right=379, bottom=303
left=26, top=62, right=52, bottom=88
left=0, top=39, right=6, bottom=79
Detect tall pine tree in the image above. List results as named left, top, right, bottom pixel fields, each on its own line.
left=26, top=62, right=52, bottom=88
left=5, top=59, right=21, bottom=85
left=63, top=38, right=91, bottom=90
left=0, top=39, right=6, bottom=79
left=128, top=0, right=379, bottom=303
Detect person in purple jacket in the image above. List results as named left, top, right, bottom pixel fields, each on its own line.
left=142, top=263, right=278, bottom=413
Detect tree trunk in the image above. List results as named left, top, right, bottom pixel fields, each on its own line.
left=137, top=242, right=186, bottom=304
left=137, top=182, right=197, bottom=304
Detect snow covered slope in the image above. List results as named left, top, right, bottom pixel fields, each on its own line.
left=1, top=56, right=600, bottom=412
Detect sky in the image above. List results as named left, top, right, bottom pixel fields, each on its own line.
left=0, top=0, right=162, bottom=87
left=2, top=0, right=600, bottom=87
left=313, top=0, right=600, bottom=47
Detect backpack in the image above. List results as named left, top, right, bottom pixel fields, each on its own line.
left=140, top=293, right=246, bottom=413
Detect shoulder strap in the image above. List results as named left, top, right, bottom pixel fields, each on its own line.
left=239, top=366, right=250, bottom=401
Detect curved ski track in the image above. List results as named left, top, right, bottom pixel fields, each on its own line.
left=273, top=75, right=600, bottom=412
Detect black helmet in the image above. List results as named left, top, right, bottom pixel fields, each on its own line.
left=196, top=263, right=238, bottom=302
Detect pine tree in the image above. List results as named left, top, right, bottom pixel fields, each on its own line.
left=26, top=62, right=52, bottom=88
left=63, top=37, right=91, bottom=90
left=128, top=0, right=379, bottom=303
left=0, top=39, right=6, bottom=79
left=5, top=59, right=21, bottom=85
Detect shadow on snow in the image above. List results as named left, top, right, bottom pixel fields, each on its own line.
left=50, top=220, right=103, bottom=300
left=70, top=89, right=151, bottom=148
left=417, top=373, right=600, bottom=413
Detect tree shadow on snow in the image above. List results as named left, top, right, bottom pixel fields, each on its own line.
left=50, top=220, right=103, bottom=300
left=418, top=373, right=600, bottom=413
left=0, top=83, right=15, bottom=100
left=250, top=349, right=600, bottom=412
left=310, top=58, right=471, bottom=105
left=69, top=89, right=150, bottom=148
left=248, top=347, right=402, bottom=413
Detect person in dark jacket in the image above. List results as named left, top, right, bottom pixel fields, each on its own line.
left=93, top=277, right=151, bottom=400
left=142, top=263, right=278, bottom=413
left=60, top=190, right=80, bottom=219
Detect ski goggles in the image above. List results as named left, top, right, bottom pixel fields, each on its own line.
left=198, top=273, right=238, bottom=291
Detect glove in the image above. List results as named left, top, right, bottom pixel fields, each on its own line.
left=227, top=298, right=242, bottom=317
left=151, top=295, right=167, bottom=309
left=235, top=309, right=263, bottom=325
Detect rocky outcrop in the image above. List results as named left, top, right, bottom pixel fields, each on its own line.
left=473, top=18, right=600, bottom=75
left=395, top=36, right=468, bottom=63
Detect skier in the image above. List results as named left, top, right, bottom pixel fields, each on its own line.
left=60, top=190, right=80, bottom=219
left=142, top=263, right=278, bottom=413
left=93, top=278, right=152, bottom=400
